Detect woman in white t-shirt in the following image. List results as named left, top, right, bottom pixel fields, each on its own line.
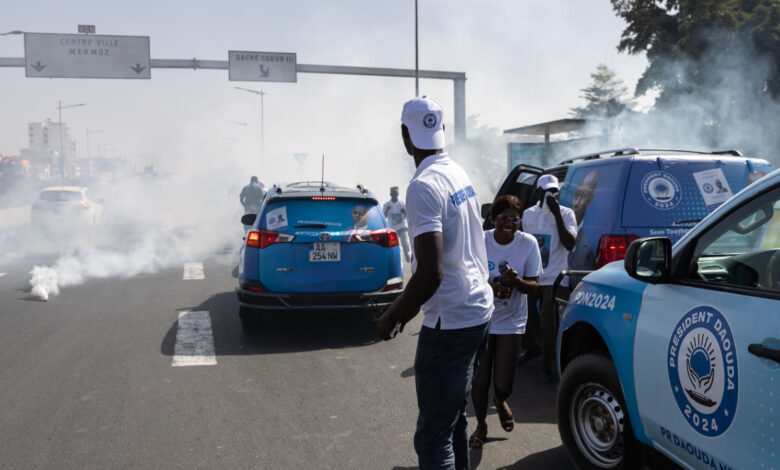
left=469, top=195, right=541, bottom=449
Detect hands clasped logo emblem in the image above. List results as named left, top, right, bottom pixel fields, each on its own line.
left=641, top=171, right=682, bottom=210
left=667, top=306, right=738, bottom=437
left=422, top=113, right=437, bottom=129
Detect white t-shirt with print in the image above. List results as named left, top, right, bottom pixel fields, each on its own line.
left=383, top=199, right=408, bottom=231
left=406, top=153, right=494, bottom=330
left=522, top=201, right=577, bottom=286
left=484, top=230, right=542, bottom=335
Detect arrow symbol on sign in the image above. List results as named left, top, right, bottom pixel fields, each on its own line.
left=259, top=65, right=270, bottom=78
left=30, top=61, right=47, bottom=72
left=130, top=63, right=147, bottom=74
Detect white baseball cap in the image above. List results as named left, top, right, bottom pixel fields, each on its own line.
left=401, top=95, right=445, bottom=150
left=536, top=174, right=559, bottom=191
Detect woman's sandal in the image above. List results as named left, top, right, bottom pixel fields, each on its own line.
left=469, top=422, right=487, bottom=448
left=494, top=398, right=514, bottom=432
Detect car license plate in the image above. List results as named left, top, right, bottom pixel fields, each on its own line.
left=309, top=242, right=340, bottom=262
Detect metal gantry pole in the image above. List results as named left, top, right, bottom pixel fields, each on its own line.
left=415, top=0, right=419, bottom=97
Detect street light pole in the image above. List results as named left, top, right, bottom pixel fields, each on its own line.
left=415, top=0, right=419, bottom=97
left=235, top=87, right=267, bottom=168
left=57, top=101, right=84, bottom=180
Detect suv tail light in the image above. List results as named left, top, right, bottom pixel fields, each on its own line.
left=595, top=234, right=638, bottom=268
left=246, top=229, right=295, bottom=249
left=382, top=276, right=404, bottom=291
left=354, top=228, right=399, bottom=248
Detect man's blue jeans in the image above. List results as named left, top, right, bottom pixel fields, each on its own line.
left=414, top=320, right=489, bottom=470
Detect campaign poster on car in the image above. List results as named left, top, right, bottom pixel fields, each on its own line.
left=532, top=233, right=551, bottom=268
left=693, top=168, right=733, bottom=211
left=266, top=206, right=288, bottom=231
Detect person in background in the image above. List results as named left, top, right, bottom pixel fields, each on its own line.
left=518, top=174, right=576, bottom=383
left=377, top=95, right=493, bottom=470
left=469, top=195, right=540, bottom=449
left=384, top=186, right=412, bottom=263
left=239, top=176, right=266, bottom=215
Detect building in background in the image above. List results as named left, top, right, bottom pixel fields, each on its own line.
left=504, top=119, right=604, bottom=170
left=20, top=119, right=76, bottom=180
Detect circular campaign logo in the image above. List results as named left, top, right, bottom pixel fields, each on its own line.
left=641, top=171, right=682, bottom=210
left=667, top=306, right=738, bottom=437
left=488, top=260, right=496, bottom=271
left=422, top=113, right=437, bottom=129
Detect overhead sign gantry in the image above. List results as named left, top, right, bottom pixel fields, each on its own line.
left=3, top=32, right=466, bottom=140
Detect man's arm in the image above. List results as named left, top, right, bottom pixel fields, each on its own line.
left=377, top=231, right=443, bottom=340
left=546, top=196, right=576, bottom=251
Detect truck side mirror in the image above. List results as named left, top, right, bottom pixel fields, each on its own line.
left=241, top=213, right=257, bottom=226
left=624, top=237, right=672, bottom=284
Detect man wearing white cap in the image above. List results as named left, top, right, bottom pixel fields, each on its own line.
left=378, top=95, right=493, bottom=469
left=520, top=174, right=576, bottom=383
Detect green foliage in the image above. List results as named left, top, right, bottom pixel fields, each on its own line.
left=611, top=0, right=780, bottom=99
left=570, top=63, right=635, bottom=119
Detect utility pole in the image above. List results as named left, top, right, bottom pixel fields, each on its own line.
left=415, top=0, right=419, bottom=97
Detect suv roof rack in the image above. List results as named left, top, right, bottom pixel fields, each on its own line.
left=559, top=147, right=639, bottom=164
left=638, top=148, right=744, bottom=157
left=558, top=147, right=745, bottom=165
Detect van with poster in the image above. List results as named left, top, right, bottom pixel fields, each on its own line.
left=555, top=167, right=780, bottom=469
left=486, top=148, right=774, bottom=284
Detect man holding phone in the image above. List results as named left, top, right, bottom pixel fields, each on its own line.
left=377, top=95, right=493, bottom=470
left=520, top=175, right=576, bottom=383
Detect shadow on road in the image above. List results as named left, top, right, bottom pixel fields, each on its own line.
left=160, top=290, right=382, bottom=357
left=494, top=445, right=573, bottom=469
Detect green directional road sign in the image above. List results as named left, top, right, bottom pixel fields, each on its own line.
left=228, top=50, right=296, bottom=83
left=24, top=33, right=151, bottom=79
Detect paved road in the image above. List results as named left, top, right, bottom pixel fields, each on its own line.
left=0, top=238, right=573, bottom=469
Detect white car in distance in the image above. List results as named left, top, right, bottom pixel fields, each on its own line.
left=31, top=186, right=104, bottom=228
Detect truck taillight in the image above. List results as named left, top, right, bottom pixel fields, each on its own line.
left=248, top=229, right=295, bottom=249
left=595, top=234, right=638, bottom=268
left=354, top=228, right=399, bottom=248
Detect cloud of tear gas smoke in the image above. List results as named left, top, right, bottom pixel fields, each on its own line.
left=16, top=168, right=247, bottom=299
left=584, top=32, right=780, bottom=167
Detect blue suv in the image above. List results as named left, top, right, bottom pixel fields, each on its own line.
left=556, top=168, right=780, bottom=469
left=236, top=182, right=404, bottom=329
left=487, top=148, right=774, bottom=275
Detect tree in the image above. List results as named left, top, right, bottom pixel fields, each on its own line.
left=609, top=0, right=780, bottom=164
left=570, top=63, right=634, bottom=119
left=611, top=0, right=780, bottom=100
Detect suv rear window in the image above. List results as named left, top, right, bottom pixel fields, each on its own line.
left=39, top=191, right=82, bottom=202
left=261, top=199, right=385, bottom=234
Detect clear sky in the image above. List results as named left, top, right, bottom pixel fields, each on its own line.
left=1, top=0, right=648, bottom=192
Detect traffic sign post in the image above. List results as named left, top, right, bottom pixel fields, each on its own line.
left=24, top=33, right=150, bottom=79
left=229, top=51, right=296, bottom=82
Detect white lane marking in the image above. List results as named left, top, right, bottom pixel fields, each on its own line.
left=172, top=310, right=217, bottom=367
left=183, top=262, right=204, bottom=280
left=0, top=273, right=6, bottom=278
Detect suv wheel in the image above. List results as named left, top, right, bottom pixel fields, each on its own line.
left=558, top=352, right=636, bottom=469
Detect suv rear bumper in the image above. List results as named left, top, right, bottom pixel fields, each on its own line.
left=235, top=286, right=403, bottom=311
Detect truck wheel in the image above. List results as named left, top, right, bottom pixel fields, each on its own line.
left=238, top=306, right=261, bottom=330
left=558, top=352, right=636, bottom=469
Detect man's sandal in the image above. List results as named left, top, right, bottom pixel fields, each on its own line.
left=494, top=398, right=514, bottom=432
